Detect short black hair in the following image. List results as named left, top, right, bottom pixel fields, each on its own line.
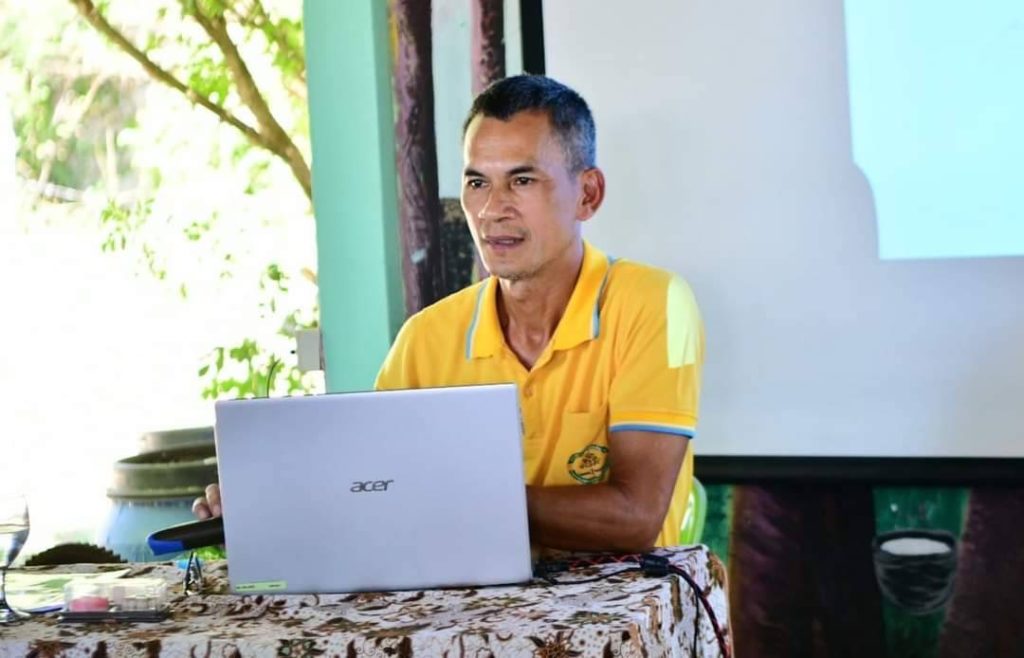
left=463, top=75, right=596, bottom=172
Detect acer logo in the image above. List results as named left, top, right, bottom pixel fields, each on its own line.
left=350, top=479, right=394, bottom=493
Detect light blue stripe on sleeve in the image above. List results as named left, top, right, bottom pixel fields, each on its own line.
left=609, top=423, right=696, bottom=438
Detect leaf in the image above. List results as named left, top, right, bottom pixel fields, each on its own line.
left=195, top=0, right=228, bottom=19
left=187, top=52, right=231, bottom=107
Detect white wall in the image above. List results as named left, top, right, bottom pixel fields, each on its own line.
left=545, top=0, right=1024, bottom=457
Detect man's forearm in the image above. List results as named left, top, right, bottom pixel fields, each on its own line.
left=526, top=483, right=665, bottom=552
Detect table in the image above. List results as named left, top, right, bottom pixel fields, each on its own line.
left=1, top=546, right=730, bottom=658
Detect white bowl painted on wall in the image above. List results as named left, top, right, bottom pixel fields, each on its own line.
left=872, top=529, right=958, bottom=615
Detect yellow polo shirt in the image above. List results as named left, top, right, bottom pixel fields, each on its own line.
left=375, top=241, right=703, bottom=547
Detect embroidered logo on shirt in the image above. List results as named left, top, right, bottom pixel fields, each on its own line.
left=567, top=444, right=609, bottom=484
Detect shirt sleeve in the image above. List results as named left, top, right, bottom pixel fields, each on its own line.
left=608, top=274, right=704, bottom=438
left=374, top=314, right=421, bottom=391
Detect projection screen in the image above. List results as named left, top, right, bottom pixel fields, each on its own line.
left=544, top=0, right=1024, bottom=458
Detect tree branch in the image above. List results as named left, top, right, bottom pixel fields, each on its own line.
left=230, top=0, right=306, bottom=81
left=226, top=0, right=308, bottom=101
left=188, top=1, right=311, bottom=199
left=68, top=0, right=266, bottom=149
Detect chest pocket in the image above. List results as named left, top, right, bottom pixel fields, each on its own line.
left=545, top=408, right=609, bottom=486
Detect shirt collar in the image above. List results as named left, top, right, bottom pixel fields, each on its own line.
left=465, top=241, right=613, bottom=360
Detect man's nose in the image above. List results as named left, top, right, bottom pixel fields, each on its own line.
left=478, top=186, right=510, bottom=221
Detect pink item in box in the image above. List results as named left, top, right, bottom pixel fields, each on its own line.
left=67, top=595, right=110, bottom=612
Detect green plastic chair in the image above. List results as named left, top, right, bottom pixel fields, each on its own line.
left=678, top=476, right=707, bottom=545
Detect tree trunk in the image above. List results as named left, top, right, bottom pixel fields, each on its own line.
left=729, top=483, right=887, bottom=658
left=391, top=0, right=447, bottom=314
left=468, top=0, right=505, bottom=281
left=471, top=0, right=505, bottom=94
left=939, top=487, right=1024, bottom=658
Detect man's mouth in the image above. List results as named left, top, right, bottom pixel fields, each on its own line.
left=483, top=236, right=525, bottom=248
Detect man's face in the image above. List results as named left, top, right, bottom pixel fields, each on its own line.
left=461, top=110, right=587, bottom=282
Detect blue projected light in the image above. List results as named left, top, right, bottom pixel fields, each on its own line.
left=844, top=2, right=1024, bottom=260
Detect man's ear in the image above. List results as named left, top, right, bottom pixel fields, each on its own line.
left=576, top=167, right=606, bottom=221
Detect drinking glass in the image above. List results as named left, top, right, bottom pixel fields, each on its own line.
left=0, top=496, right=30, bottom=623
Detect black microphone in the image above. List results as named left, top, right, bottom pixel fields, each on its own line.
left=147, top=517, right=225, bottom=556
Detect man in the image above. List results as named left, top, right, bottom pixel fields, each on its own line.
left=197, top=75, right=703, bottom=552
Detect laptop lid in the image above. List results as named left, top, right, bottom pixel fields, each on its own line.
left=213, top=384, right=533, bottom=594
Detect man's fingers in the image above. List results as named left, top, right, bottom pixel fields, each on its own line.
left=192, top=484, right=222, bottom=520
left=192, top=497, right=211, bottom=520
left=205, top=483, right=222, bottom=517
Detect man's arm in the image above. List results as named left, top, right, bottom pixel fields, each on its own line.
left=526, top=429, right=688, bottom=552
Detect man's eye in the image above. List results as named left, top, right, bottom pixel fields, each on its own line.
left=513, top=177, right=534, bottom=186
left=466, top=179, right=486, bottom=189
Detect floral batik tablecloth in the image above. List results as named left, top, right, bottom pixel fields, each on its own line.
left=1, top=545, right=729, bottom=658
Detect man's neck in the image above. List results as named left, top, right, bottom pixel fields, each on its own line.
left=497, top=241, right=585, bottom=368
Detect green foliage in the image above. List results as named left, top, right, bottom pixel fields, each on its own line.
left=187, top=48, right=232, bottom=107
left=9, top=72, right=134, bottom=191
left=194, top=544, right=227, bottom=560
left=260, top=262, right=288, bottom=309
left=184, top=218, right=212, bottom=242
left=1, top=0, right=320, bottom=403
left=198, top=334, right=310, bottom=400
left=199, top=339, right=267, bottom=399
left=190, top=0, right=228, bottom=20
left=99, top=198, right=151, bottom=252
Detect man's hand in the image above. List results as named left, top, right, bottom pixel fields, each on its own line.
left=527, top=430, right=688, bottom=552
left=192, top=483, right=222, bottom=520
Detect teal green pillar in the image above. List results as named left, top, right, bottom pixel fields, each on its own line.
left=303, top=0, right=405, bottom=392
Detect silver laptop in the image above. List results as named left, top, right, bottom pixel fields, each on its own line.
left=214, top=384, right=533, bottom=594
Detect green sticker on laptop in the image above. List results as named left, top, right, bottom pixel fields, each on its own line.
left=235, top=580, right=287, bottom=592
